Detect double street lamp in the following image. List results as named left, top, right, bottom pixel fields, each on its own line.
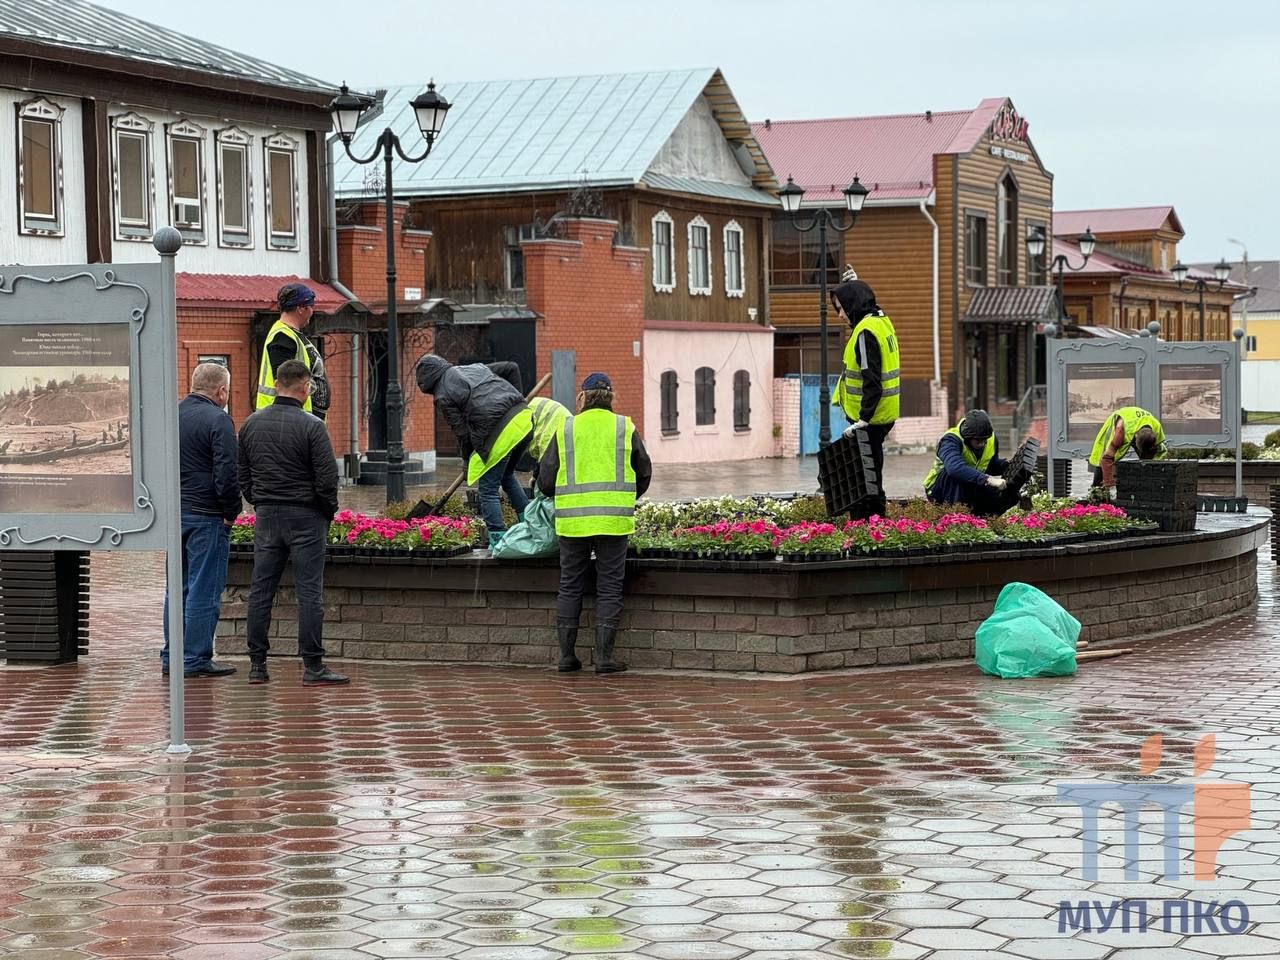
left=1171, top=258, right=1231, bottom=341
left=329, top=82, right=452, bottom=504
left=778, top=175, right=869, bottom=447
left=1026, top=225, right=1095, bottom=326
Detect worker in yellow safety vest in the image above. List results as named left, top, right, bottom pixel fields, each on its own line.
left=257, top=283, right=330, bottom=420
left=1089, top=406, right=1166, bottom=491
left=527, top=395, right=570, bottom=480
left=830, top=275, right=900, bottom=517
left=923, top=410, right=1021, bottom=516
left=415, top=354, right=533, bottom=540
left=537, top=372, right=653, bottom=675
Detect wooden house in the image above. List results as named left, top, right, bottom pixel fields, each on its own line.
left=333, top=68, right=780, bottom=465
left=753, top=98, right=1056, bottom=447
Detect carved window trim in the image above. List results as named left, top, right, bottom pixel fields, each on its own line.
left=687, top=215, right=712, bottom=296
left=215, top=126, right=254, bottom=249
left=166, top=118, right=207, bottom=245
left=16, top=97, right=64, bottom=237
left=651, top=210, right=675, bottom=293
left=723, top=220, right=745, bottom=298
left=264, top=133, right=299, bottom=249
left=111, top=112, right=155, bottom=241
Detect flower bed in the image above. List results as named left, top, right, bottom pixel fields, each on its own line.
left=229, top=509, right=480, bottom=558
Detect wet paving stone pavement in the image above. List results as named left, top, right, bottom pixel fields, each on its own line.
left=1, top=553, right=1278, bottom=959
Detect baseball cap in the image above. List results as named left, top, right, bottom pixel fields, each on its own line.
left=581, top=372, right=612, bottom=391
left=277, top=282, right=317, bottom=311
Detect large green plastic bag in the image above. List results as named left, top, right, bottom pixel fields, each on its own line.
left=975, top=582, right=1079, bottom=678
left=490, top=491, right=559, bottom=559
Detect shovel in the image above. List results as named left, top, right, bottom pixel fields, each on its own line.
left=407, top=370, right=554, bottom=519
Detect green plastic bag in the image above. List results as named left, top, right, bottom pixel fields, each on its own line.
left=974, top=582, right=1079, bottom=679
left=490, top=491, right=559, bottom=559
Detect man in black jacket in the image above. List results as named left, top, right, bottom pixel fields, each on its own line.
left=239, top=360, right=347, bottom=686
left=161, top=362, right=241, bottom=679
left=416, top=355, right=532, bottom=540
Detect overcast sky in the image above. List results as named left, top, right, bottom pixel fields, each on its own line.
left=101, top=0, right=1278, bottom=262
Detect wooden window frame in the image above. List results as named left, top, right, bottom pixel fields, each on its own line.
left=264, top=133, right=300, bottom=250
left=997, top=174, right=1019, bottom=286
left=965, top=210, right=988, bottom=287
left=504, top=224, right=535, bottom=291
left=215, top=127, right=254, bottom=248
left=732, top=369, right=751, bottom=432
left=687, top=216, right=712, bottom=296
left=723, top=220, right=745, bottom=298
left=660, top=369, right=679, bottom=436
left=111, top=112, right=155, bottom=241
left=651, top=210, right=675, bottom=293
left=16, top=97, right=64, bottom=237
left=695, top=365, right=716, bottom=426
left=166, top=119, right=207, bottom=244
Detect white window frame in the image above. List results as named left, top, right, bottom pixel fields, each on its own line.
left=651, top=210, right=675, bottom=293
left=687, top=215, right=712, bottom=296
left=16, top=97, right=64, bottom=237
left=215, top=126, right=254, bottom=248
left=111, top=112, right=155, bottom=241
left=723, top=220, right=745, bottom=298
left=264, top=133, right=300, bottom=249
left=166, top=119, right=207, bottom=244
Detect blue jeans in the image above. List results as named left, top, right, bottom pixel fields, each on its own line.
left=161, top=513, right=231, bottom=671
left=478, top=434, right=531, bottom=532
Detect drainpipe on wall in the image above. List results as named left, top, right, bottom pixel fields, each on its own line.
left=918, top=198, right=941, bottom=389
left=326, top=134, right=362, bottom=465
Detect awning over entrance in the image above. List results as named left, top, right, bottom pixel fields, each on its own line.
left=961, top=285, right=1057, bottom=325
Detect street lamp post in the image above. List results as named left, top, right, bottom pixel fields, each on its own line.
left=1026, top=225, right=1095, bottom=326
left=329, top=82, right=451, bottom=504
left=1171, top=258, right=1231, bottom=341
left=778, top=175, right=868, bottom=447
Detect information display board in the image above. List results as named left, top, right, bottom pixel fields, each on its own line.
left=1047, top=337, right=1239, bottom=463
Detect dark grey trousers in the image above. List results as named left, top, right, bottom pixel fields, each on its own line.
left=557, top=534, right=628, bottom=629
left=246, top=503, right=328, bottom=669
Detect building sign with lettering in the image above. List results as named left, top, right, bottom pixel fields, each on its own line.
left=991, top=145, right=1032, bottom=163
left=991, top=102, right=1030, bottom=143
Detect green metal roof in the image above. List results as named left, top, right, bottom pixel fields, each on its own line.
left=334, top=68, right=777, bottom=202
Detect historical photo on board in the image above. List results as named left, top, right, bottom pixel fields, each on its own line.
left=1160, top=363, right=1223, bottom=436
left=0, top=323, right=133, bottom=513
left=1064, top=362, right=1138, bottom=441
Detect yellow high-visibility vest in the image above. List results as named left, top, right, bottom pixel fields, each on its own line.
left=1088, top=406, right=1165, bottom=467
left=833, top=312, right=900, bottom=425
left=553, top=409, right=636, bottom=537
left=256, top=319, right=312, bottom=414
left=923, top=423, right=996, bottom=494
left=528, top=396, right=570, bottom=460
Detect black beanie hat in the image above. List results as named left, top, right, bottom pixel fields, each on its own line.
left=830, top=279, right=879, bottom=323
left=959, top=410, right=994, bottom=441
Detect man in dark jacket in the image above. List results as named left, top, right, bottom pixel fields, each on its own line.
left=923, top=410, right=1017, bottom=516
left=416, top=355, right=532, bottom=540
left=161, top=362, right=241, bottom=679
left=239, top=360, right=347, bottom=686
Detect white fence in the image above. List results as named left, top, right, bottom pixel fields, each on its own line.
left=1243, top=360, right=1280, bottom=412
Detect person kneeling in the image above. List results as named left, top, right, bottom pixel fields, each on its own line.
left=923, top=410, right=1016, bottom=517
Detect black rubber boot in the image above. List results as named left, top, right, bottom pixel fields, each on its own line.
left=594, top=626, right=627, bottom=674
left=557, top=621, right=581, bottom=673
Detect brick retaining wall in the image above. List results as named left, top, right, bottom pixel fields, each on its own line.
left=218, top=513, right=1265, bottom=674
